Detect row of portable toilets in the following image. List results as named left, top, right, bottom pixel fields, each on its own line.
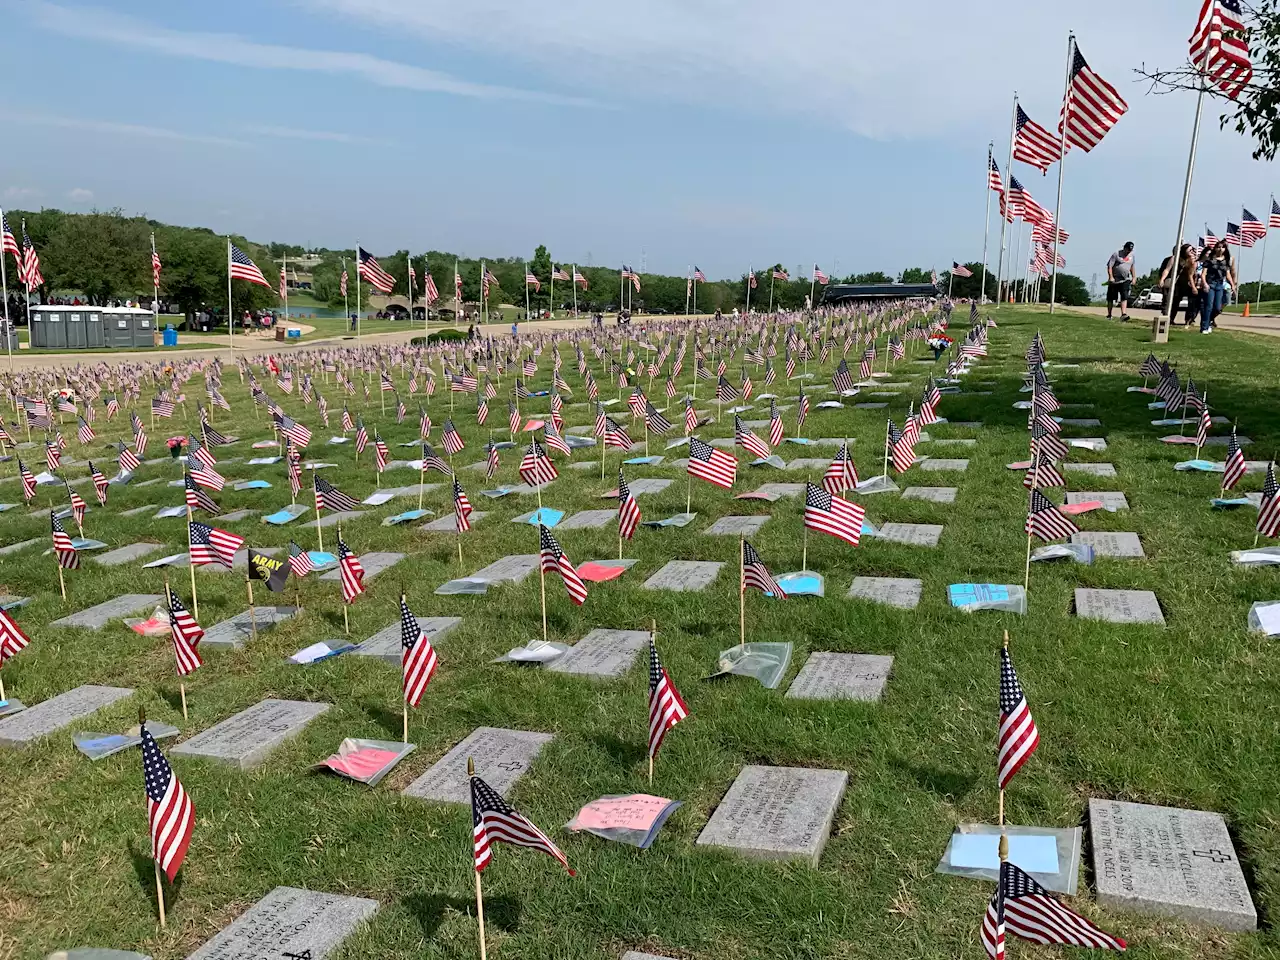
left=27, top=305, right=157, bottom=349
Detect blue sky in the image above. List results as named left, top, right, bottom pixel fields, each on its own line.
left=1, top=0, right=1275, bottom=286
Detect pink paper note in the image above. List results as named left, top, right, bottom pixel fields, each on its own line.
left=1007, top=461, right=1032, bottom=470
left=573, top=794, right=673, bottom=831
left=1060, top=500, right=1103, bottom=516
left=323, top=747, right=399, bottom=780
left=523, top=420, right=546, bottom=431
left=577, top=562, right=627, bottom=582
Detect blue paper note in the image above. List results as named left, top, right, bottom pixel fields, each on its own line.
left=522, top=507, right=564, bottom=527
left=529, top=390, right=550, bottom=397
left=950, top=833, right=1060, bottom=873
left=0, top=504, right=15, bottom=512
left=384, top=509, right=432, bottom=525
left=785, top=437, right=813, bottom=445
left=949, top=583, right=1009, bottom=606
left=264, top=504, right=309, bottom=525
left=624, top=456, right=662, bottom=465
left=1212, top=497, right=1254, bottom=509
left=235, top=480, right=273, bottom=490
left=775, top=573, right=822, bottom=597
left=308, top=551, right=337, bottom=569
left=1175, top=459, right=1221, bottom=472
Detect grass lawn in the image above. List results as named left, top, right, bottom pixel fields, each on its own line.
left=3, top=304, right=1279, bottom=959
left=1224, top=300, right=1280, bottom=315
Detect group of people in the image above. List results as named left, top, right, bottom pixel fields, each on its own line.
left=1106, top=239, right=1238, bottom=334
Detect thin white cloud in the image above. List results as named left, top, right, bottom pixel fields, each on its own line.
left=0, top=110, right=246, bottom=147
left=68, top=187, right=94, bottom=201
left=26, top=2, right=596, bottom=109
left=245, top=125, right=384, bottom=145
left=2, top=186, right=41, bottom=202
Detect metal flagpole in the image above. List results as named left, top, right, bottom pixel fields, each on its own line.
left=768, top=270, right=775, bottom=314
left=745, top=266, right=752, bottom=315
left=571, top=263, right=579, bottom=317
left=947, top=268, right=955, bottom=299
left=482, top=260, right=488, bottom=326
left=2, top=208, right=14, bottom=370
left=619, top=267, right=625, bottom=315
left=524, top=259, right=531, bottom=321
left=1237, top=204, right=1248, bottom=309
left=355, top=242, right=362, bottom=340
left=996, top=95, right=1018, bottom=304
left=151, top=232, right=160, bottom=347
left=980, top=143, right=994, bottom=305
left=226, top=238, right=235, bottom=362
left=282, top=250, right=289, bottom=324
left=1256, top=195, right=1272, bottom=312
left=549, top=260, right=555, bottom=320
left=406, top=252, right=414, bottom=328
left=1011, top=215, right=1024, bottom=304
left=1048, top=33, right=1075, bottom=314
left=455, top=258, right=461, bottom=326
left=1159, top=46, right=1212, bottom=343
left=342, top=256, right=349, bottom=329
left=808, top=268, right=816, bottom=312
left=684, top=268, right=691, bottom=317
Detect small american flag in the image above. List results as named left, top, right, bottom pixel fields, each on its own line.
left=1025, top=489, right=1078, bottom=542
left=543, top=422, right=571, bottom=457
left=888, top=420, right=916, bottom=473
left=797, top=387, right=809, bottom=426
left=152, top=397, right=175, bottom=418
left=648, top=637, right=688, bottom=758
left=89, top=461, right=109, bottom=506
left=400, top=595, right=438, bottom=708
left=823, top=442, right=858, bottom=494
left=1222, top=428, right=1246, bottom=489
left=486, top=441, right=500, bottom=479
left=188, top=520, right=243, bottom=567
left=454, top=476, right=474, bottom=532
left=983, top=858, right=1125, bottom=959
left=229, top=243, right=271, bottom=287
left=645, top=402, right=673, bottom=435
left=442, top=419, right=465, bottom=455
left=374, top=433, right=389, bottom=472
left=142, top=724, right=195, bottom=883
left=167, top=590, right=204, bottom=676
left=769, top=400, right=784, bottom=446
left=119, top=446, right=141, bottom=474
left=0, top=606, right=31, bottom=663
left=735, top=415, right=771, bottom=460
left=471, top=771, right=573, bottom=875
left=354, top=417, right=369, bottom=453
left=338, top=538, right=366, bottom=603
left=804, top=481, right=865, bottom=546
left=617, top=471, right=642, bottom=539
left=520, top=441, right=559, bottom=486
left=52, top=512, right=79, bottom=569
left=288, top=541, right=316, bottom=577
left=184, top=474, right=219, bottom=513
left=742, top=540, right=785, bottom=598
left=833, top=358, right=855, bottom=393
left=76, top=416, right=95, bottom=445
left=997, top=643, right=1039, bottom=789
left=1022, top=455, right=1065, bottom=490
left=1059, top=43, right=1128, bottom=152
left=1196, top=404, right=1213, bottom=447
left=539, top=524, right=587, bottom=605
left=687, top=436, right=737, bottom=489
left=1258, top=462, right=1280, bottom=537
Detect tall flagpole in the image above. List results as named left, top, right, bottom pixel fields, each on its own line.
left=151, top=232, right=160, bottom=345
left=1011, top=215, right=1024, bottom=304
left=524, top=259, right=531, bottom=320
left=1159, top=44, right=1212, bottom=343
left=481, top=260, right=488, bottom=326
left=406, top=252, right=414, bottom=326
left=745, top=266, right=753, bottom=315
left=1257, top=195, right=1273, bottom=312
left=455, top=258, right=461, bottom=325
left=1048, top=33, right=1075, bottom=314
left=684, top=268, right=691, bottom=317
left=996, top=94, right=1018, bottom=304
left=226, top=238, right=235, bottom=362
left=355, top=242, right=362, bottom=341
left=980, top=143, right=994, bottom=305
left=341, top=256, right=349, bottom=330
left=548, top=260, right=555, bottom=321
left=282, top=250, right=289, bottom=323
left=572, top=263, right=579, bottom=317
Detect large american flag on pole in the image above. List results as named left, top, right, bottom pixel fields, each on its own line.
left=1059, top=43, right=1128, bottom=152
left=228, top=243, right=271, bottom=287
left=358, top=247, right=396, bottom=293
left=1014, top=105, right=1064, bottom=172
left=1190, top=0, right=1253, bottom=99
left=142, top=724, right=195, bottom=883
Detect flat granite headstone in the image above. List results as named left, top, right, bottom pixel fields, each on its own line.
left=319, top=551, right=404, bottom=582
left=643, top=560, right=723, bottom=592
left=119, top=504, right=158, bottom=518
left=186, top=885, right=379, bottom=960
left=622, top=953, right=679, bottom=960
left=876, top=522, right=943, bottom=547
left=354, top=616, right=463, bottom=664
left=469, top=555, right=540, bottom=584
left=902, top=486, right=957, bottom=503
left=786, top=653, right=893, bottom=702
left=705, top=515, right=769, bottom=536
left=0, top=538, right=42, bottom=556
left=784, top=458, right=832, bottom=471
left=316, top=510, right=364, bottom=528
left=696, top=765, right=848, bottom=867
left=0, top=685, right=133, bottom=748
left=920, top=458, right=969, bottom=472
left=846, top=576, right=922, bottom=609
left=1059, top=417, right=1102, bottom=427
left=202, top=606, right=301, bottom=650
left=422, top=512, right=488, bottom=531
left=51, top=595, right=164, bottom=630
left=172, top=699, right=329, bottom=769
left=215, top=509, right=256, bottom=523
left=1063, top=462, right=1118, bottom=477
left=1066, top=491, right=1129, bottom=511
left=1075, top=588, right=1164, bottom=625
left=1072, top=532, right=1145, bottom=558
left=403, top=726, right=554, bottom=804
left=756, top=483, right=805, bottom=498
left=628, top=478, right=673, bottom=495
left=92, top=543, right=162, bottom=567
left=558, top=509, right=617, bottom=530
left=546, top=628, right=650, bottom=678
left=932, top=438, right=977, bottom=447
left=1089, top=798, right=1256, bottom=931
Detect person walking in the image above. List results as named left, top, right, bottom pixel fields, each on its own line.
left=1199, top=240, right=1236, bottom=334
left=1158, top=244, right=1203, bottom=327
left=1106, top=241, right=1135, bottom=322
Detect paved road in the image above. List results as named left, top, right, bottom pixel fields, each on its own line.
left=1051, top=303, right=1280, bottom=337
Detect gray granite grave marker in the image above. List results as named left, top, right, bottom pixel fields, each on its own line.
left=1063, top=462, right=1118, bottom=477
left=215, top=509, right=256, bottom=523
left=422, top=512, right=488, bottom=531
left=705, top=515, right=769, bottom=536
left=0, top=538, right=42, bottom=556
left=1075, top=588, right=1164, bottom=625
left=119, top=504, right=158, bottom=518
left=546, top=628, right=650, bottom=679
left=1089, top=799, right=1256, bottom=931
left=696, top=765, right=848, bottom=867
left=202, top=606, right=301, bottom=650
left=932, top=438, right=977, bottom=447
left=354, top=616, right=463, bottom=664
left=786, top=653, right=893, bottom=702
left=173, top=699, right=329, bottom=769
left=51, top=595, right=164, bottom=630
left=1066, top=491, right=1129, bottom=511
left=846, top=576, right=922, bottom=609
left=920, top=458, right=969, bottom=472
left=316, top=510, right=364, bottom=528
left=1071, top=532, right=1145, bottom=558
left=755, top=483, right=805, bottom=498
left=876, top=522, right=943, bottom=547
left=92, top=543, right=162, bottom=567
left=319, top=551, right=404, bottom=582
left=403, top=726, right=554, bottom=803
left=0, top=685, right=133, bottom=748
left=902, top=486, right=957, bottom=503
left=558, top=509, right=617, bottom=530
left=642, top=560, right=723, bottom=592
left=468, top=555, right=539, bottom=584
left=784, top=458, right=831, bottom=471
left=1059, top=417, right=1102, bottom=427
left=628, top=478, right=673, bottom=495
left=186, top=886, right=379, bottom=959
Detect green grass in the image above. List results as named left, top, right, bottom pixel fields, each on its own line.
left=3, top=305, right=1280, bottom=959
left=1224, top=301, right=1280, bottom=315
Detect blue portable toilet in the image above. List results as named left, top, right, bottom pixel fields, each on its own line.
left=163, top=325, right=178, bottom=346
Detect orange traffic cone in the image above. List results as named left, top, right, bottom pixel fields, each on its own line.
left=1243, top=302, right=1251, bottom=317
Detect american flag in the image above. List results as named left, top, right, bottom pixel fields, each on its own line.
left=773, top=267, right=790, bottom=281
left=142, top=724, right=195, bottom=883
left=442, top=418, right=465, bottom=455
left=380, top=371, right=395, bottom=393
left=20, top=222, right=42, bottom=287
left=338, top=538, right=366, bottom=603
left=519, top=441, right=559, bottom=486
left=797, top=386, right=810, bottom=426
left=1010, top=180, right=1051, bottom=224
left=823, top=442, right=858, bottom=494
left=189, top=520, right=243, bottom=567
left=544, top=422, right=571, bottom=457
left=1022, top=455, right=1065, bottom=489
left=813, top=265, right=829, bottom=284
left=715, top=375, right=739, bottom=403
left=400, top=595, right=438, bottom=708
left=288, top=541, right=316, bottom=578
left=0, top=210, right=18, bottom=260
left=151, top=397, right=175, bottom=419
left=1242, top=207, right=1267, bottom=242
left=605, top=418, right=633, bottom=450
left=648, top=637, right=688, bottom=758
left=888, top=420, right=916, bottom=473
left=358, top=247, right=396, bottom=293
left=486, top=441, right=501, bottom=479
left=51, top=512, right=79, bottom=569
left=454, top=476, right=474, bottom=532
left=188, top=460, right=225, bottom=492
left=553, top=265, right=571, bottom=282
left=618, top=471, right=641, bottom=539
left=1025, top=489, right=1079, bottom=541
left=167, top=590, right=204, bottom=676
left=735, top=415, right=771, bottom=460
left=354, top=417, right=369, bottom=454
left=540, top=524, right=587, bottom=605
left=951, top=262, right=974, bottom=278
left=0, top=606, right=31, bottom=663
left=1190, top=0, right=1253, bottom=99
left=833, top=358, right=855, bottom=392
left=645, top=401, right=673, bottom=435
left=89, top=461, right=109, bottom=506
left=1196, top=403, right=1213, bottom=447
left=76, top=416, right=95, bottom=445
left=1225, top=221, right=1243, bottom=246
left=684, top=399, right=698, bottom=436
left=340, top=264, right=348, bottom=297
left=804, top=481, right=865, bottom=546
left=1059, top=43, right=1128, bottom=152
left=983, top=858, right=1125, bottom=960
left=1031, top=421, right=1069, bottom=461
left=106, top=394, right=120, bottom=418
left=997, top=644, right=1040, bottom=789
left=1222, top=428, right=1246, bottom=489
left=768, top=400, right=784, bottom=446
left=287, top=448, right=302, bottom=497
left=1013, top=105, right=1063, bottom=171
left=687, top=436, right=737, bottom=489
left=119, top=445, right=141, bottom=474
left=45, top=439, right=61, bottom=473
left=1255, top=461, right=1280, bottom=538
left=229, top=243, right=271, bottom=287
left=374, top=433, right=390, bottom=472
left=525, top=268, right=541, bottom=292
left=425, top=271, right=440, bottom=303
left=184, top=474, right=219, bottom=513
left=421, top=444, right=450, bottom=475
left=741, top=540, right=785, bottom=598
left=509, top=401, right=523, bottom=435
left=1271, top=198, right=1280, bottom=230
left=573, top=268, right=588, bottom=288
left=988, top=154, right=1005, bottom=195
left=471, top=770, right=573, bottom=875
left=314, top=474, right=360, bottom=512
left=66, top=482, right=87, bottom=527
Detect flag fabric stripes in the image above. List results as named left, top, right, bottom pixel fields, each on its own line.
left=167, top=590, right=204, bottom=676
left=983, top=859, right=1126, bottom=959
left=648, top=637, right=688, bottom=758
left=1258, top=463, right=1280, bottom=537
left=823, top=442, right=859, bottom=494
left=539, top=524, right=587, bottom=605
left=52, top=513, right=79, bottom=569
left=1059, top=43, right=1128, bottom=152
left=142, top=724, right=195, bottom=883
left=803, top=481, right=865, bottom=546
left=997, top=644, right=1040, bottom=789
left=314, top=475, right=360, bottom=512
left=358, top=247, right=396, bottom=293
left=687, top=436, right=737, bottom=489
left=471, top=772, right=573, bottom=875
left=454, top=476, right=474, bottom=532
left=1222, top=429, right=1246, bottom=489
left=0, top=606, right=31, bottom=662
left=288, top=541, right=316, bottom=577
left=618, top=471, right=641, bottom=539
left=1190, top=0, right=1253, bottom=100
left=338, top=538, right=366, bottom=603
left=742, top=540, right=785, bottom=598
left=188, top=521, right=244, bottom=567
left=1025, top=489, right=1079, bottom=541
left=1014, top=105, right=1064, bottom=171
left=228, top=243, right=271, bottom=287
left=400, top=595, right=438, bottom=708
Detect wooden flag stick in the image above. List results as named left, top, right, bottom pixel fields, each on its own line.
left=881, top=419, right=890, bottom=478
left=538, top=535, right=549, bottom=645
left=56, top=556, right=67, bottom=601
left=685, top=466, right=692, bottom=515
left=179, top=682, right=188, bottom=722
left=154, top=859, right=167, bottom=928
left=468, top=756, right=489, bottom=960
left=418, top=460, right=426, bottom=512
left=739, top=538, right=746, bottom=647
left=246, top=576, right=258, bottom=642
left=648, top=620, right=656, bottom=785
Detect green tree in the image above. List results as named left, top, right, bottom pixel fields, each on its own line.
left=900, top=267, right=933, bottom=284
left=947, top=262, right=997, bottom=301
left=852, top=271, right=893, bottom=284
left=1036, top=272, right=1089, bottom=306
